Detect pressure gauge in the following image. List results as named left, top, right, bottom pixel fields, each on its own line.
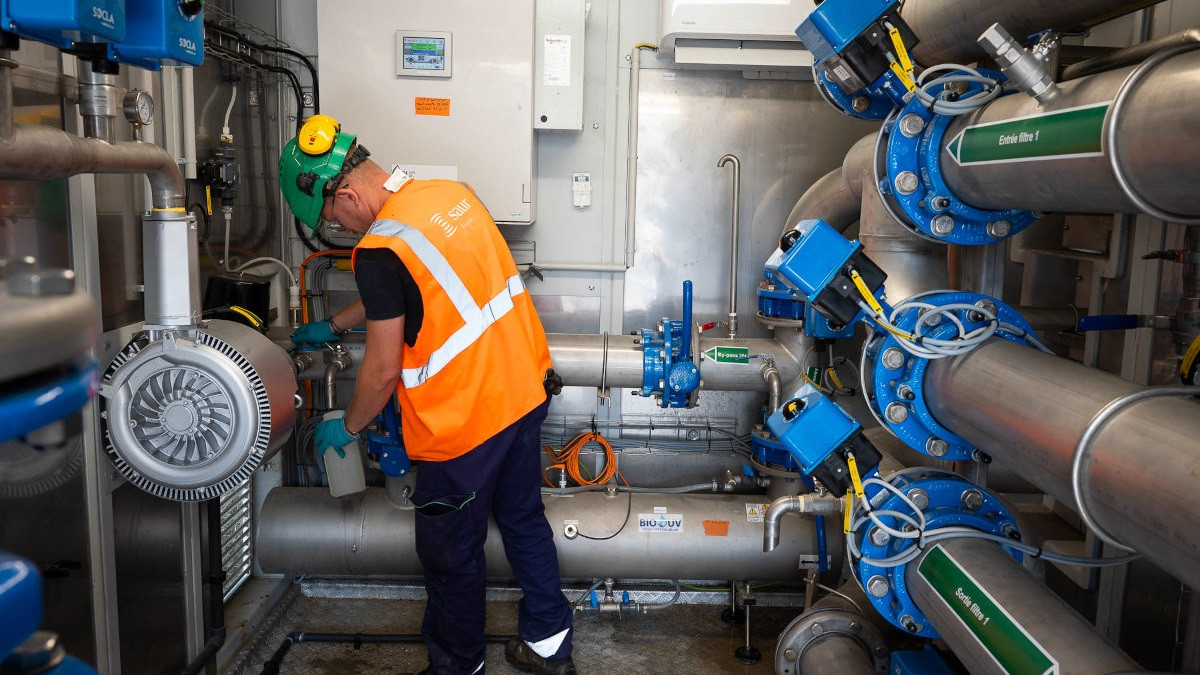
left=122, top=89, right=154, bottom=126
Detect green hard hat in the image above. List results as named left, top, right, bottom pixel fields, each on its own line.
left=279, top=114, right=359, bottom=230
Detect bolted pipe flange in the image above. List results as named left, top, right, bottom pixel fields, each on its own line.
left=775, top=605, right=889, bottom=673
left=867, top=292, right=1041, bottom=461
left=875, top=82, right=1037, bottom=245
left=851, top=468, right=1021, bottom=639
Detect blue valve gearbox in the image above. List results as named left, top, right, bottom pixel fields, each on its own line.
left=795, top=0, right=918, bottom=119
left=639, top=281, right=700, bottom=408
left=766, top=383, right=881, bottom=497
left=766, top=218, right=887, bottom=330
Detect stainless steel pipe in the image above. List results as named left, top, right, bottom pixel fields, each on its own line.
left=783, top=134, right=874, bottom=237
left=763, top=493, right=843, bottom=553
left=258, top=488, right=838, bottom=580
left=0, top=124, right=185, bottom=209
left=939, top=50, right=1200, bottom=217
left=547, top=333, right=802, bottom=392
left=719, top=153, right=741, bottom=339
left=299, top=333, right=803, bottom=394
left=906, top=538, right=1138, bottom=673
left=0, top=59, right=184, bottom=209
left=903, top=0, right=1163, bottom=66
left=0, top=52, right=13, bottom=140
left=859, top=166, right=948, bottom=301
left=1063, top=26, right=1200, bottom=80
left=924, top=339, right=1200, bottom=589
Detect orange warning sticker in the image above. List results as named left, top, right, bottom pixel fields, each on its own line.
left=415, top=97, right=451, bottom=116
left=702, top=520, right=730, bottom=537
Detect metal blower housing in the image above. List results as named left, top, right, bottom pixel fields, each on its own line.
left=99, top=320, right=296, bottom=501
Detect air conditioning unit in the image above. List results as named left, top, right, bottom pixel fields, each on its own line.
left=659, top=0, right=816, bottom=73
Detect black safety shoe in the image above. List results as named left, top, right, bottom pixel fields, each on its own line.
left=504, top=639, right=577, bottom=675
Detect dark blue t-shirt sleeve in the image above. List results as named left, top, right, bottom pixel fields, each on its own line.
left=353, top=247, right=423, bottom=347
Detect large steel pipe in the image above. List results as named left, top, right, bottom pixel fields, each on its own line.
left=0, top=124, right=185, bottom=209
left=925, top=339, right=1200, bottom=589
left=782, top=135, right=875, bottom=236
left=258, top=488, right=838, bottom=580
left=903, top=0, right=1162, bottom=66
left=859, top=165, right=948, bottom=301
left=939, top=50, right=1200, bottom=217
left=906, top=538, right=1138, bottom=673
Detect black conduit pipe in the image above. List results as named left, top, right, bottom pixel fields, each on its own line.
left=260, top=633, right=516, bottom=675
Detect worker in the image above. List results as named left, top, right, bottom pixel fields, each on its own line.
left=279, top=115, right=575, bottom=675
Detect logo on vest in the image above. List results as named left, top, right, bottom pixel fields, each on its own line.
left=430, top=198, right=474, bottom=238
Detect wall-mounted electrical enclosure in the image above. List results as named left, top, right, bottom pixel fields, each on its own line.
left=108, top=0, right=204, bottom=70
left=534, top=0, right=585, bottom=131
left=659, top=0, right=815, bottom=71
left=318, top=0, right=537, bottom=224
left=0, top=0, right=124, bottom=49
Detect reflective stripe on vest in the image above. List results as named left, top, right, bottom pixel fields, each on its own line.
left=367, top=218, right=528, bottom=389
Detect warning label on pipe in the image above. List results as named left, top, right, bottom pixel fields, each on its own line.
left=919, top=546, right=1059, bottom=674
left=946, top=102, right=1109, bottom=166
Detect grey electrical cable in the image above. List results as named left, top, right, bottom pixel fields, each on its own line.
left=1070, top=385, right=1200, bottom=551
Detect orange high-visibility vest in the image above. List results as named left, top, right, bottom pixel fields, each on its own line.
left=353, top=179, right=552, bottom=461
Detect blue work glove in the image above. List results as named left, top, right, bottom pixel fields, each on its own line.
left=291, top=320, right=339, bottom=345
left=314, top=415, right=358, bottom=459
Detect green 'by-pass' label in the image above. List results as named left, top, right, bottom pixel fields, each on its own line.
left=918, top=546, right=1059, bottom=675
left=946, top=102, right=1110, bottom=166
left=702, top=346, right=750, bottom=365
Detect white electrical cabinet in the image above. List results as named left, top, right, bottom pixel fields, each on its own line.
left=316, top=0, right=536, bottom=223
left=534, top=0, right=586, bottom=131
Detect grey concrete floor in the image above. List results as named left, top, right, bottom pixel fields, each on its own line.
left=227, top=589, right=800, bottom=674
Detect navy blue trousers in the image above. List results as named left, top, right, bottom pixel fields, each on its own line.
left=412, top=399, right=572, bottom=674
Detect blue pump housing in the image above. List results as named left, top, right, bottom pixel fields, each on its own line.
left=0, top=0, right=124, bottom=49
left=108, top=0, right=203, bottom=69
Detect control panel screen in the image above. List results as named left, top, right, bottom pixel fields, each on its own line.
left=402, top=37, right=446, bottom=71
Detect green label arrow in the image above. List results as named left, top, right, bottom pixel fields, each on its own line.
left=947, top=102, right=1109, bottom=166
left=919, top=546, right=1058, bottom=675
left=703, top=346, right=750, bottom=364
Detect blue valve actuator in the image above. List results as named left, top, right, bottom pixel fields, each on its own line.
left=766, top=219, right=886, bottom=329
left=589, top=590, right=599, bottom=609
left=766, top=383, right=881, bottom=497
left=366, top=400, right=410, bottom=477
